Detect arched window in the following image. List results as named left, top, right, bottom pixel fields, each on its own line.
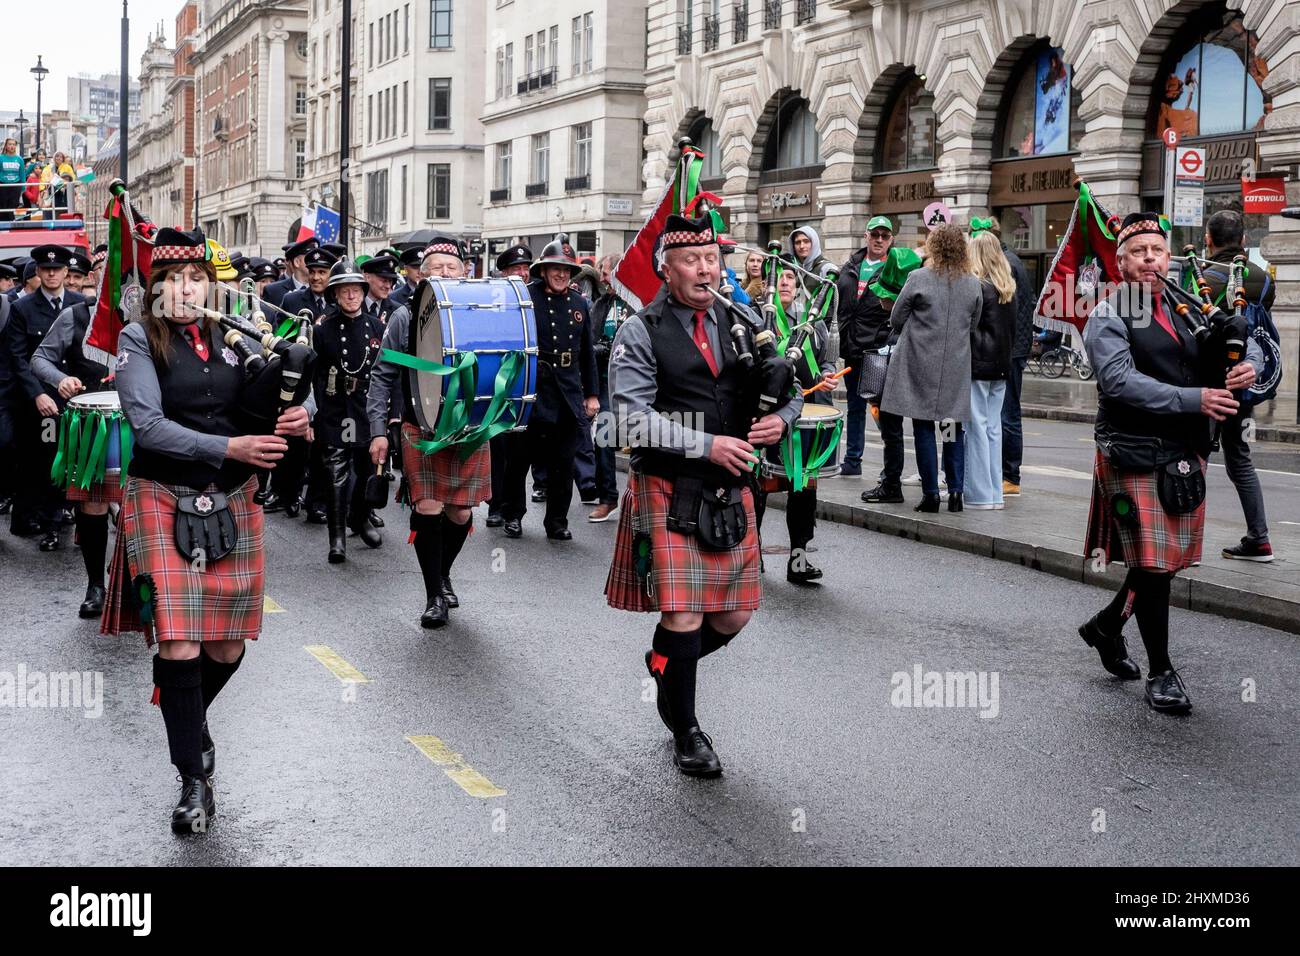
left=997, top=44, right=1082, bottom=158
left=877, top=72, right=937, bottom=172
left=1150, top=10, right=1271, bottom=140
left=688, top=117, right=723, bottom=181
left=762, top=95, right=820, bottom=173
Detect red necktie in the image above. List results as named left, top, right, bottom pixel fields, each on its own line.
left=1151, top=293, right=1179, bottom=344
left=183, top=323, right=209, bottom=362
left=693, top=310, right=719, bottom=377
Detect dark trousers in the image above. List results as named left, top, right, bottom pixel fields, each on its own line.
left=1221, top=407, right=1269, bottom=543
left=592, top=376, right=618, bottom=505
left=0, top=400, right=16, bottom=500
left=913, top=419, right=964, bottom=497
left=756, top=486, right=818, bottom=554
left=13, top=408, right=62, bottom=532
left=323, top=444, right=371, bottom=526
left=1001, top=355, right=1027, bottom=484
left=876, top=407, right=905, bottom=487
left=501, top=411, right=580, bottom=530
left=488, top=430, right=528, bottom=516
left=271, top=435, right=310, bottom=504
left=842, top=359, right=869, bottom=468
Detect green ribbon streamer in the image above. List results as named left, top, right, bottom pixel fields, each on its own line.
left=381, top=348, right=478, bottom=455
left=454, top=351, right=528, bottom=457
left=782, top=418, right=844, bottom=493
left=107, top=202, right=123, bottom=311
left=84, top=415, right=110, bottom=488
left=275, top=317, right=297, bottom=338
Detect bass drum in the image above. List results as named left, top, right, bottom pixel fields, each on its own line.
left=409, top=277, right=538, bottom=435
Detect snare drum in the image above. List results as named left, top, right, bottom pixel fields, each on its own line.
left=409, top=277, right=538, bottom=436
left=52, top=391, right=133, bottom=490
left=761, top=403, right=844, bottom=490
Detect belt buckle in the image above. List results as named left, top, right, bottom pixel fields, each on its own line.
left=560, top=351, right=572, bottom=368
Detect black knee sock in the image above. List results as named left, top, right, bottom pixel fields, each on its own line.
left=698, top=619, right=739, bottom=659
left=442, top=515, right=471, bottom=576
left=76, top=510, right=109, bottom=587
left=653, top=624, right=702, bottom=733
left=153, top=655, right=205, bottom=778
left=1097, top=569, right=1139, bottom=633
left=200, top=647, right=244, bottom=710
left=1131, top=571, right=1173, bottom=674
left=411, top=512, right=444, bottom=602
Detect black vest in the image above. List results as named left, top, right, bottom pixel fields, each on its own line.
left=1096, top=289, right=1211, bottom=455
left=129, top=322, right=253, bottom=490
left=636, top=294, right=750, bottom=487
left=65, top=303, right=109, bottom=387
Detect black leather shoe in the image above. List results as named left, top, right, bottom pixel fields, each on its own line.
left=787, top=559, right=823, bottom=585
left=351, top=519, right=383, bottom=549
left=861, top=482, right=904, bottom=504
left=420, top=595, right=449, bottom=629
left=545, top=527, right=573, bottom=541
left=442, top=577, right=459, bottom=608
left=261, top=492, right=283, bottom=513
left=283, top=498, right=303, bottom=518
left=170, top=774, right=215, bottom=835
left=328, top=532, right=346, bottom=564
left=253, top=487, right=271, bottom=506
left=39, top=530, right=60, bottom=551
left=305, top=507, right=328, bottom=525
left=503, top=519, right=522, bottom=538
left=947, top=492, right=963, bottom=512
left=485, top=512, right=504, bottom=528
left=673, top=726, right=722, bottom=777
left=0, top=496, right=12, bottom=515
left=1146, top=669, right=1192, bottom=714
left=645, top=650, right=673, bottom=733
left=1078, top=613, right=1141, bottom=680
left=78, top=584, right=105, bottom=619
left=368, top=511, right=384, bottom=529
left=914, top=494, right=941, bottom=513
left=201, top=721, right=216, bottom=777
left=530, top=488, right=547, bottom=502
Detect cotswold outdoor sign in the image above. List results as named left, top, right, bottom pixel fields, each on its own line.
left=989, top=156, right=1077, bottom=206
left=870, top=169, right=938, bottom=214
left=757, top=181, right=821, bottom=222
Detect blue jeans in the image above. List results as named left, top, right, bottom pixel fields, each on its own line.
left=966, top=381, right=1006, bottom=505
left=843, top=361, right=868, bottom=468
left=1001, top=356, right=1027, bottom=484
left=912, top=419, right=964, bottom=497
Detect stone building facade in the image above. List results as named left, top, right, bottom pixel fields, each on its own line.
left=644, top=0, right=1300, bottom=399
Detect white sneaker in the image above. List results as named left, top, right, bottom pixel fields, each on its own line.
left=902, top=473, right=945, bottom=488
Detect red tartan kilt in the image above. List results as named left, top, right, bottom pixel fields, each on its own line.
left=101, top=475, right=265, bottom=645
left=400, top=423, right=491, bottom=507
left=65, top=479, right=125, bottom=505
left=1084, top=451, right=1205, bottom=572
left=606, top=471, right=762, bottom=613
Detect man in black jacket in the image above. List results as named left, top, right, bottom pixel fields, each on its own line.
left=836, top=216, right=902, bottom=495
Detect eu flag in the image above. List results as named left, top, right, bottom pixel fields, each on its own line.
left=314, top=205, right=341, bottom=243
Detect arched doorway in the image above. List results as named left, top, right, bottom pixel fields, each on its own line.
left=754, top=90, right=824, bottom=247
left=987, top=40, right=1083, bottom=291
left=861, top=68, right=939, bottom=250
left=1139, top=2, right=1272, bottom=257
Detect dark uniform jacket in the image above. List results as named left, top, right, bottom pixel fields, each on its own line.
left=2, top=288, right=87, bottom=402
left=835, top=247, right=893, bottom=360
left=282, top=287, right=332, bottom=321
left=261, top=275, right=301, bottom=309
left=388, top=279, right=417, bottom=311
left=527, top=278, right=597, bottom=425
left=311, top=306, right=386, bottom=448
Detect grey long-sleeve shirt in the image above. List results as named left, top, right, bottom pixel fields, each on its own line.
left=1083, top=292, right=1263, bottom=414
left=609, top=295, right=802, bottom=460
left=366, top=303, right=408, bottom=440
left=30, top=306, right=100, bottom=388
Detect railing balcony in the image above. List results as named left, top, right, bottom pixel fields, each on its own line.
left=525, top=181, right=548, bottom=198
left=796, top=0, right=816, bottom=25
left=763, top=0, right=781, bottom=31
left=733, top=2, right=749, bottom=43
left=515, top=67, right=558, bottom=95
left=489, top=187, right=510, bottom=203
left=676, top=24, right=692, bottom=55
left=703, top=14, right=720, bottom=52
left=564, top=174, right=590, bottom=192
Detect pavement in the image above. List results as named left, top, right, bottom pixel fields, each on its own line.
left=1, top=482, right=1297, bottom=866
left=791, top=374, right=1300, bottom=635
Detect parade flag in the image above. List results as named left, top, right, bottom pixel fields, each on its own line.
left=295, top=203, right=341, bottom=244
left=295, top=203, right=318, bottom=242
left=1034, top=180, right=1120, bottom=335
left=611, top=142, right=726, bottom=312
left=82, top=190, right=156, bottom=367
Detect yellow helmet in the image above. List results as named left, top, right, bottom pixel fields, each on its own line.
left=205, top=238, right=237, bottom=281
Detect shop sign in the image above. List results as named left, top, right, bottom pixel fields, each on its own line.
left=757, top=181, right=821, bottom=222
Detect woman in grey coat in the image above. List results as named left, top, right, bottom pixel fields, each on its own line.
left=879, top=224, right=982, bottom=512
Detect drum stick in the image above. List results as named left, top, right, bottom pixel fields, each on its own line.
left=801, top=367, right=850, bottom=396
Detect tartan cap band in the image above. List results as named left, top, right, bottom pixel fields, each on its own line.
left=1116, top=213, right=1166, bottom=248
left=662, top=228, right=716, bottom=249
left=152, top=244, right=206, bottom=262
left=423, top=241, right=462, bottom=259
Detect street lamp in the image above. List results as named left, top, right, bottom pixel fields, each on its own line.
left=13, top=111, right=29, bottom=154
left=31, top=56, right=49, bottom=154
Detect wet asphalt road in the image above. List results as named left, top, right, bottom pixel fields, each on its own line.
left=0, top=482, right=1296, bottom=866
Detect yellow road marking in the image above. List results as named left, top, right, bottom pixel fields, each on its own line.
left=263, top=595, right=285, bottom=613
left=406, top=735, right=506, bottom=798
left=303, top=645, right=371, bottom=683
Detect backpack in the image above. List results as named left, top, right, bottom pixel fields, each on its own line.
left=1202, top=265, right=1283, bottom=405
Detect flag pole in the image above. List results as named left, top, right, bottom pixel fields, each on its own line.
left=119, top=1, right=129, bottom=184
